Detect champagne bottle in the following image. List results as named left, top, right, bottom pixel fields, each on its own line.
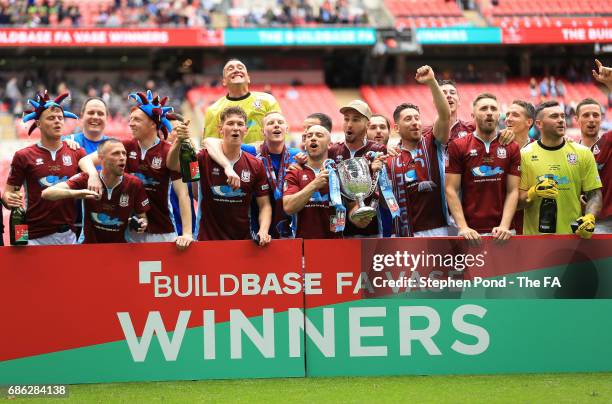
left=9, top=205, right=28, bottom=246
left=179, top=140, right=200, bottom=183
left=538, top=175, right=557, bottom=233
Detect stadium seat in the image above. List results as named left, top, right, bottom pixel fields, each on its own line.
left=361, top=80, right=608, bottom=125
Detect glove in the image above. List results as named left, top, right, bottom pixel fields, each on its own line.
left=574, top=214, right=596, bottom=239
left=527, top=178, right=558, bottom=202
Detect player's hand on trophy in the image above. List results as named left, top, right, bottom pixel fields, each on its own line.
left=224, top=166, right=241, bottom=190
left=498, top=128, right=516, bottom=146
left=593, top=59, right=612, bottom=89
left=415, top=65, right=435, bottom=84
left=370, top=155, right=387, bottom=173
left=349, top=204, right=372, bottom=228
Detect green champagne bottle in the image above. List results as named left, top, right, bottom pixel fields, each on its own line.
left=9, top=205, right=28, bottom=246
left=179, top=140, right=200, bottom=183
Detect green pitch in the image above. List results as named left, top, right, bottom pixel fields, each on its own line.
left=10, top=373, right=612, bottom=403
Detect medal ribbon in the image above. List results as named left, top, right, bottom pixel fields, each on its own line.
left=259, top=143, right=290, bottom=200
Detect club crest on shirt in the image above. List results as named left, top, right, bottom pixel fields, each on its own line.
left=212, top=167, right=220, bottom=176
left=241, top=169, right=251, bottom=183
left=469, top=149, right=478, bottom=157
left=129, top=151, right=138, bottom=159
left=496, top=147, right=507, bottom=159
left=119, top=193, right=130, bottom=207
left=302, top=174, right=309, bottom=181
left=593, top=145, right=601, bottom=155
left=458, top=131, right=468, bottom=138
left=62, top=155, right=73, bottom=166
left=567, top=153, right=577, bottom=165
left=151, top=156, right=163, bottom=170
left=253, top=99, right=263, bottom=110
left=35, top=158, right=44, bottom=166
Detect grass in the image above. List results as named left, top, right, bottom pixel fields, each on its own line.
left=9, top=373, right=612, bottom=403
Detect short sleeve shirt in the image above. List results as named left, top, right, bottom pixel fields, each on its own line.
left=123, top=138, right=181, bottom=234
left=520, top=140, right=602, bottom=235
left=7, top=142, right=86, bottom=239
left=447, top=134, right=521, bottom=233
left=67, top=172, right=150, bottom=243
left=196, top=149, right=269, bottom=241
left=283, top=166, right=341, bottom=239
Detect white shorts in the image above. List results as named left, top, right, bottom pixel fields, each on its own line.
left=595, top=218, right=612, bottom=234
left=128, top=231, right=177, bottom=243
left=413, top=226, right=450, bottom=237
left=29, top=231, right=77, bottom=246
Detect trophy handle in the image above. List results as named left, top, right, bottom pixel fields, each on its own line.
left=368, top=170, right=380, bottom=197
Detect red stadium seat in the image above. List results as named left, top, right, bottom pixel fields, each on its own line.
left=361, top=80, right=607, bottom=126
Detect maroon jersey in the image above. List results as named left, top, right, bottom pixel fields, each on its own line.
left=386, top=133, right=447, bottom=236
left=196, top=150, right=269, bottom=241
left=7, top=142, right=85, bottom=239
left=591, top=131, right=611, bottom=220
left=329, top=140, right=386, bottom=237
left=423, top=119, right=475, bottom=144
left=512, top=138, right=535, bottom=234
left=123, top=139, right=181, bottom=234
left=447, top=134, right=521, bottom=233
left=284, top=166, right=341, bottom=239
left=67, top=172, right=150, bottom=243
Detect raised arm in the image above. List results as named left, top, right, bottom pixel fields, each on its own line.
left=415, top=65, right=451, bottom=144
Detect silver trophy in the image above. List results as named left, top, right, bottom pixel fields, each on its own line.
left=336, top=157, right=379, bottom=221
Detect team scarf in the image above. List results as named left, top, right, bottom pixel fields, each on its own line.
left=258, top=142, right=291, bottom=200
left=389, top=137, right=438, bottom=236
left=365, top=151, right=400, bottom=219
left=324, top=159, right=346, bottom=233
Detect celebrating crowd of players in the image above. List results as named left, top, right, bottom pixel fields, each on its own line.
left=0, top=58, right=610, bottom=247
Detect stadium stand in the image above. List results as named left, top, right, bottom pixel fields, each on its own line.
left=361, top=80, right=609, bottom=125
left=479, top=0, right=612, bottom=28
left=187, top=84, right=344, bottom=131
left=387, top=0, right=472, bottom=28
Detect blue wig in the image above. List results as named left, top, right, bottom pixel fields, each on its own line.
left=22, top=91, right=79, bottom=136
left=128, top=90, right=178, bottom=140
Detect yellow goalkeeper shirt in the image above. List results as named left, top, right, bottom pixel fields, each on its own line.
left=203, top=91, right=281, bottom=144
left=520, top=140, right=602, bottom=235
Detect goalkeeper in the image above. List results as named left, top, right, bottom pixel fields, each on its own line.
left=518, top=101, right=602, bottom=238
